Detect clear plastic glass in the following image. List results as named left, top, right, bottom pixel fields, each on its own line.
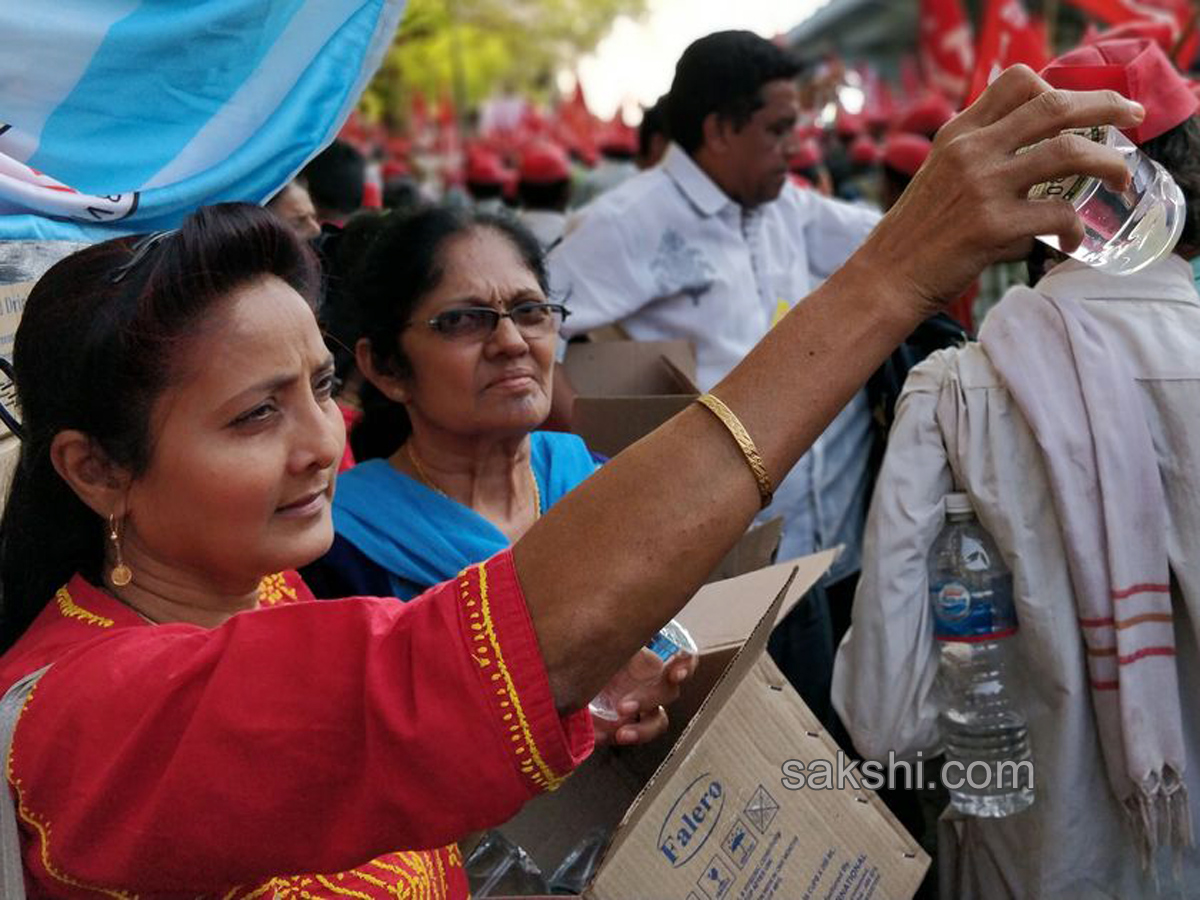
left=929, top=495, right=1035, bottom=817
left=463, top=831, right=549, bottom=897
left=588, top=618, right=697, bottom=721
left=548, top=826, right=610, bottom=894
left=1028, top=125, right=1185, bottom=276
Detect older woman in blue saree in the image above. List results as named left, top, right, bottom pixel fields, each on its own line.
left=303, top=207, right=673, bottom=743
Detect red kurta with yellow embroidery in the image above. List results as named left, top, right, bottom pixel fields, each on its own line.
left=0, top=551, right=592, bottom=898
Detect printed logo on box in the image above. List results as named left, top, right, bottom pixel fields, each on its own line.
left=695, top=854, right=735, bottom=900
left=743, top=784, right=780, bottom=834
left=722, top=818, right=757, bottom=869
left=657, top=772, right=725, bottom=868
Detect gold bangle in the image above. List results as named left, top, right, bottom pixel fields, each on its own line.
left=695, top=392, right=774, bottom=508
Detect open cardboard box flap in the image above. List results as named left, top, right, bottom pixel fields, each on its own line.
left=496, top=549, right=927, bottom=898
left=563, top=339, right=697, bottom=396
left=565, top=340, right=700, bottom=459
left=684, top=545, right=819, bottom=649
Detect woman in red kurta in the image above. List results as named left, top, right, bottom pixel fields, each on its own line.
left=0, top=562, right=589, bottom=896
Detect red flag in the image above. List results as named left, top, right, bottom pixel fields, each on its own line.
left=1066, top=0, right=1180, bottom=32
left=919, top=0, right=975, bottom=101
left=900, top=54, right=924, bottom=98
left=967, top=0, right=1050, bottom=104
left=859, top=64, right=897, bottom=128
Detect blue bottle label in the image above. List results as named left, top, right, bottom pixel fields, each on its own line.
left=646, top=631, right=683, bottom=661
left=930, top=578, right=1018, bottom=641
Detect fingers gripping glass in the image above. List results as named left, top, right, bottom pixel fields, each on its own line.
left=413, top=302, right=570, bottom=341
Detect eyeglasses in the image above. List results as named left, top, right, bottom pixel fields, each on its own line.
left=412, top=301, right=570, bottom=342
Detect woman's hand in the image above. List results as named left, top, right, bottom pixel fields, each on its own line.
left=592, top=653, right=698, bottom=747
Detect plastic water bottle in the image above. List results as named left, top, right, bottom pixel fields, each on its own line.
left=1027, top=125, right=1184, bottom=276
left=929, top=493, right=1034, bottom=817
left=588, top=619, right=697, bottom=721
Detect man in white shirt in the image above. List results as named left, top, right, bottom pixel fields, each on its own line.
left=834, top=40, right=1200, bottom=898
left=548, top=30, right=880, bottom=723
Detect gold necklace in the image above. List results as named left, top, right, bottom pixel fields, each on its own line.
left=405, top=443, right=541, bottom=519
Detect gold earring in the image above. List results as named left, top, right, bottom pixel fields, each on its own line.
left=108, top=514, right=132, bottom=587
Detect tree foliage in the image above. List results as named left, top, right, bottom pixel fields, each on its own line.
left=362, top=0, right=646, bottom=125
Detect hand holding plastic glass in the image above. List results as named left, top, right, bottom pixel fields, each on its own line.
left=405, top=301, right=570, bottom=341
left=1027, top=125, right=1184, bottom=275
left=588, top=619, right=698, bottom=722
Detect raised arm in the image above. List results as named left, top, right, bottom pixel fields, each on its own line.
left=514, top=69, right=1146, bottom=712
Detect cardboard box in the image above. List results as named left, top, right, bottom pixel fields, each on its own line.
left=564, top=340, right=699, bottom=459
left=496, top=552, right=929, bottom=898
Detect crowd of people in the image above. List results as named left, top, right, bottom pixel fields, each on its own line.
left=0, top=14, right=1196, bottom=900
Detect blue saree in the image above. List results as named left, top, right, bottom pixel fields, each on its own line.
left=323, top=431, right=599, bottom=599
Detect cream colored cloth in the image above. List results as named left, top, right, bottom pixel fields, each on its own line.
left=833, top=256, right=1200, bottom=899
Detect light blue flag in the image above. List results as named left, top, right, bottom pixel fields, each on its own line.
left=0, top=0, right=406, bottom=242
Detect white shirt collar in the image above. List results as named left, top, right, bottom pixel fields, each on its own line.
left=1038, top=254, right=1198, bottom=305
left=661, top=143, right=737, bottom=218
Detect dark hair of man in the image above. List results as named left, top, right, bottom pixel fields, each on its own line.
left=1141, top=115, right=1200, bottom=258
left=303, top=140, right=367, bottom=217
left=0, top=204, right=318, bottom=648
left=518, top=179, right=571, bottom=212
left=349, top=206, right=548, bottom=462
left=383, top=177, right=422, bottom=213
left=466, top=181, right=505, bottom=202
left=639, top=95, right=669, bottom=159
left=666, top=31, right=801, bottom=155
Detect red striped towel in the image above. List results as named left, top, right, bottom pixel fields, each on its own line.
left=979, top=283, right=1189, bottom=866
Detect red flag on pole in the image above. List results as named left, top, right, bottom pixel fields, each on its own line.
left=967, top=0, right=1050, bottom=104
left=918, top=0, right=975, bottom=101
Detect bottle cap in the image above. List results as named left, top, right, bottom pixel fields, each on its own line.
left=944, top=492, right=974, bottom=516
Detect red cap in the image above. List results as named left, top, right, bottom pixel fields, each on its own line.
left=849, top=135, right=880, bottom=166
left=789, top=173, right=813, bottom=190
left=835, top=109, right=865, bottom=138
left=897, top=93, right=955, bottom=138
left=518, top=142, right=571, bottom=184
left=466, top=150, right=510, bottom=186
left=1042, top=39, right=1199, bottom=144
left=789, top=138, right=823, bottom=171
left=598, top=122, right=637, bottom=155
left=382, top=158, right=411, bottom=180
left=1085, top=20, right=1176, bottom=54
left=882, top=133, right=932, bottom=177
left=387, top=136, right=412, bottom=159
